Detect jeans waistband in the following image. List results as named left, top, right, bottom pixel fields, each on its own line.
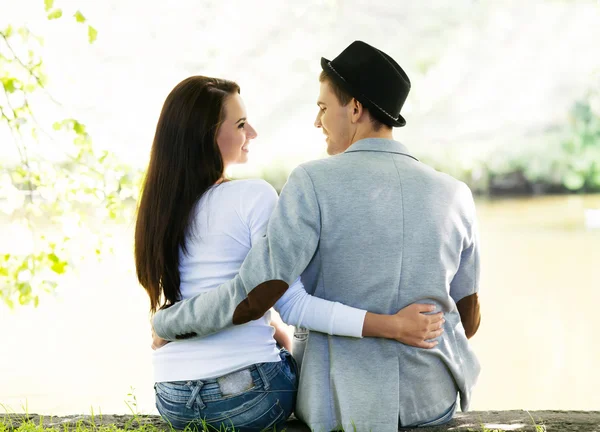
left=183, top=358, right=282, bottom=403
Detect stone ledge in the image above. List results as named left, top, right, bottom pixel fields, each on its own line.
left=2, top=411, right=599, bottom=432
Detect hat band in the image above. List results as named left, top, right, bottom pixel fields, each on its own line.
left=327, top=62, right=399, bottom=122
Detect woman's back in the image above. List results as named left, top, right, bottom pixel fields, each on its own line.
left=153, top=179, right=281, bottom=382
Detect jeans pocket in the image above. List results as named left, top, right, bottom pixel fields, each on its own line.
left=258, top=400, right=286, bottom=431
left=217, top=395, right=286, bottom=432
left=154, top=382, right=198, bottom=429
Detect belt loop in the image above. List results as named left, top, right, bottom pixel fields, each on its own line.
left=256, top=364, right=271, bottom=391
left=186, top=380, right=205, bottom=410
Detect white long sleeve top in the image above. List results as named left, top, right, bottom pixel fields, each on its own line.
left=152, top=179, right=366, bottom=382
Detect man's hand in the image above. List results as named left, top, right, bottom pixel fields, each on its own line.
left=362, top=303, right=444, bottom=349
left=390, top=304, right=444, bottom=348
left=151, top=328, right=170, bottom=350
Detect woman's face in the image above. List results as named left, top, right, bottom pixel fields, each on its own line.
left=216, top=93, right=257, bottom=168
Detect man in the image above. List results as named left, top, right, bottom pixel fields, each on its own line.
left=153, top=41, right=481, bottom=431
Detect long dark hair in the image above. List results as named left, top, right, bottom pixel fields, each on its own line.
left=135, top=76, right=240, bottom=313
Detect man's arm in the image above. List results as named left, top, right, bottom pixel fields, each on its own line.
left=450, top=184, right=481, bottom=339
left=153, top=166, right=321, bottom=341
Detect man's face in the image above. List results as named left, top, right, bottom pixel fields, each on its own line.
left=314, top=80, right=353, bottom=155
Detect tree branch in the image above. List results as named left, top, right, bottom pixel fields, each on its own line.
left=0, top=30, right=62, bottom=106
left=3, top=85, right=34, bottom=206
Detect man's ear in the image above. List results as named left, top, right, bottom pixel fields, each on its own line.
left=350, top=98, right=364, bottom=124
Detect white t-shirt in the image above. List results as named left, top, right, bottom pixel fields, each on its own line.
left=153, top=179, right=366, bottom=382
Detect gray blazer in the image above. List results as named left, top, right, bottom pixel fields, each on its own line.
left=153, top=138, right=481, bottom=432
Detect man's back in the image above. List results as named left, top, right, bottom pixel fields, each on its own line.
left=295, top=138, right=480, bottom=431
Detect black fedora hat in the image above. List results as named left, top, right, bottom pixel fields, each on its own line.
left=321, top=41, right=410, bottom=127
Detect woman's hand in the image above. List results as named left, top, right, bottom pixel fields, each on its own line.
left=363, top=304, right=445, bottom=348
left=389, top=304, right=445, bottom=348
left=270, top=318, right=293, bottom=352
left=151, top=328, right=170, bottom=350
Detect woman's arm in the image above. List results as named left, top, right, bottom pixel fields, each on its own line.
left=363, top=304, right=445, bottom=348
left=274, top=278, right=445, bottom=348
left=274, top=277, right=365, bottom=337
left=270, top=316, right=293, bottom=351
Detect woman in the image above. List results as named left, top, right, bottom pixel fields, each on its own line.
left=135, top=76, right=443, bottom=431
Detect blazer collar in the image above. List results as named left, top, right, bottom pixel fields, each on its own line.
left=344, top=138, right=419, bottom=162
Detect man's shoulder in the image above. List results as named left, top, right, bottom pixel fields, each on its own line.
left=432, top=166, right=469, bottom=188
left=408, top=159, right=471, bottom=193
left=295, top=155, right=346, bottom=177
left=414, top=165, right=475, bottom=215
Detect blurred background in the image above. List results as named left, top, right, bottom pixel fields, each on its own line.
left=1, top=0, right=599, bottom=416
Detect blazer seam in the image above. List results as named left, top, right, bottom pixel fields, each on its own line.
left=345, top=149, right=419, bottom=162
left=296, top=166, right=335, bottom=422
left=391, top=156, right=405, bottom=311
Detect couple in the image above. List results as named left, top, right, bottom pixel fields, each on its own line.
left=135, top=41, right=481, bottom=432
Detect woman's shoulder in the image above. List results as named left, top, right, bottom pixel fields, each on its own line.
left=223, top=178, right=278, bottom=197
left=222, top=179, right=278, bottom=221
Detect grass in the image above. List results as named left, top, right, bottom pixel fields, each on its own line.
left=0, top=410, right=282, bottom=432
left=0, top=400, right=549, bottom=432
left=465, top=410, right=547, bottom=432
left=0, top=416, right=551, bottom=432
left=0, top=414, right=246, bottom=432
left=469, top=427, right=546, bottom=432
left=0, top=396, right=249, bottom=432
left=0, top=414, right=550, bottom=432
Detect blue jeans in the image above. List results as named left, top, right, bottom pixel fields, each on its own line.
left=417, top=401, right=457, bottom=428
left=154, top=349, right=298, bottom=431
left=399, top=400, right=457, bottom=429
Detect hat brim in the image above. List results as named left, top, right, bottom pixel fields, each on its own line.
left=320, top=58, right=406, bottom=127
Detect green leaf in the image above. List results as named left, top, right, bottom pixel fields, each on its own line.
left=51, top=260, right=68, bottom=274
left=44, top=0, right=54, bottom=12
left=88, top=25, right=98, bottom=44
left=47, top=8, right=63, bottom=20
left=24, top=83, right=37, bottom=93
left=52, top=121, right=62, bottom=131
left=34, top=295, right=39, bottom=308
left=17, top=27, right=30, bottom=40
left=4, top=25, right=13, bottom=37
left=73, top=121, right=86, bottom=135
left=1, top=78, right=16, bottom=93
left=19, top=282, right=32, bottom=296
left=18, top=293, right=30, bottom=306
left=74, top=11, right=86, bottom=23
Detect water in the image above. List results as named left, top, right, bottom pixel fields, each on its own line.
left=467, top=195, right=600, bottom=411
left=1, top=195, right=599, bottom=415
